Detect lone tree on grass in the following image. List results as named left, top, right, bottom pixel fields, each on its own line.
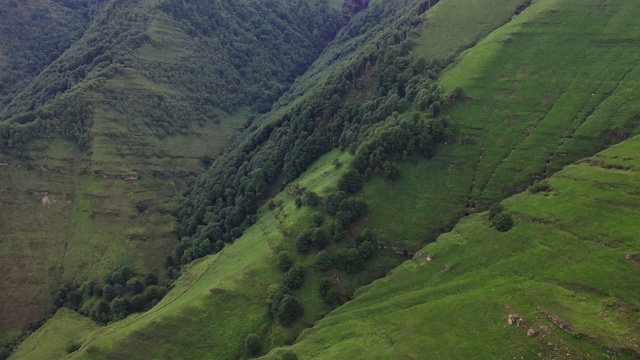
left=245, top=333, right=260, bottom=356
left=276, top=295, right=303, bottom=325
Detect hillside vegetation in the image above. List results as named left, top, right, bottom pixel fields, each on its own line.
left=267, top=134, right=640, bottom=359
left=9, top=0, right=534, bottom=358
left=0, top=0, right=343, bottom=344
left=5, top=0, right=640, bottom=358
left=260, top=0, right=640, bottom=357
left=0, top=0, right=90, bottom=112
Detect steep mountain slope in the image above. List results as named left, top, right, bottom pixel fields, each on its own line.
left=7, top=0, right=640, bottom=359
left=358, top=0, right=640, bottom=252
left=259, top=0, right=640, bottom=357
left=0, top=0, right=342, bottom=343
left=8, top=0, right=535, bottom=359
left=268, top=134, right=640, bottom=359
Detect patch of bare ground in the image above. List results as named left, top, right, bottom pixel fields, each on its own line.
left=583, top=160, right=631, bottom=170
left=623, top=253, right=640, bottom=264
left=561, top=282, right=607, bottom=296
left=537, top=306, right=576, bottom=335
left=520, top=215, right=553, bottom=225
left=380, top=243, right=416, bottom=258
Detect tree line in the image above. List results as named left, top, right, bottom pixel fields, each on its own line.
left=176, top=0, right=449, bottom=267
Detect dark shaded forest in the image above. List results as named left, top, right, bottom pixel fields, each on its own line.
left=0, top=0, right=343, bottom=153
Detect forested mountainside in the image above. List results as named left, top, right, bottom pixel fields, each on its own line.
left=0, top=0, right=92, bottom=112
left=3, top=0, right=640, bottom=359
left=0, top=0, right=342, bottom=151
left=0, top=0, right=344, bottom=349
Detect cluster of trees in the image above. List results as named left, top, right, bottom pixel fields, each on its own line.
left=176, top=0, right=449, bottom=265
left=267, top=284, right=304, bottom=326
left=0, top=0, right=149, bottom=153
left=351, top=113, right=455, bottom=179
left=153, top=0, right=342, bottom=113
left=314, top=229, right=378, bottom=275
left=53, top=266, right=168, bottom=324
left=0, top=0, right=90, bottom=108
left=0, top=91, right=93, bottom=156
left=290, top=179, right=368, bottom=249
left=273, top=179, right=378, bottom=319
left=0, top=0, right=345, bottom=155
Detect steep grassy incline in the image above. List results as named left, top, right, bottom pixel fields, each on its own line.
left=441, top=0, right=640, bottom=205
left=8, top=0, right=529, bottom=358
left=255, top=0, right=640, bottom=357
left=266, top=133, right=640, bottom=359
left=0, top=0, right=342, bottom=341
left=358, top=0, right=640, bottom=254
left=10, top=150, right=352, bottom=360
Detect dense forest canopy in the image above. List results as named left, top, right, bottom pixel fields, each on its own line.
left=0, top=0, right=343, bottom=154
left=0, top=0, right=92, bottom=109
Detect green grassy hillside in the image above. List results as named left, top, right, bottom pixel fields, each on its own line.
left=358, top=0, right=640, bottom=253
left=0, top=0, right=342, bottom=342
left=7, top=0, right=537, bottom=358
left=255, top=0, right=640, bottom=357
left=7, top=0, right=640, bottom=358
left=266, top=132, right=640, bottom=359
left=10, top=150, right=352, bottom=359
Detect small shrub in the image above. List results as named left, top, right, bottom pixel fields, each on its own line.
left=144, top=285, right=165, bottom=302
left=85, top=281, right=96, bottom=297
left=315, top=251, right=333, bottom=272
left=530, top=180, right=552, bottom=193
left=120, top=266, right=135, bottom=282
left=295, top=230, right=313, bottom=254
left=280, top=350, right=299, bottom=360
left=492, top=212, right=514, bottom=232
left=311, top=212, right=324, bottom=227
left=245, top=333, right=260, bottom=356
left=65, top=341, right=81, bottom=354
left=126, top=278, right=144, bottom=294
left=111, top=297, right=131, bottom=319
left=111, top=272, right=124, bottom=286
left=302, top=191, right=320, bottom=207
left=276, top=295, right=303, bottom=325
left=135, top=201, right=149, bottom=213
left=103, top=284, right=116, bottom=301
left=324, top=191, right=346, bottom=215
left=144, top=273, right=158, bottom=286
left=383, top=161, right=400, bottom=180
left=103, top=272, right=114, bottom=285
left=312, top=228, right=330, bottom=249
left=91, top=299, right=111, bottom=323
left=131, top=294, right=147, bottom=311
left=277, top=251, right=293, bottom=271
left=488, top=204, right=504, bottom=221
left=338, top=170, right=363, bottom=193
left=357, top=241, right=375, bottom=260
left=284, top=265, right=306, bottom=290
